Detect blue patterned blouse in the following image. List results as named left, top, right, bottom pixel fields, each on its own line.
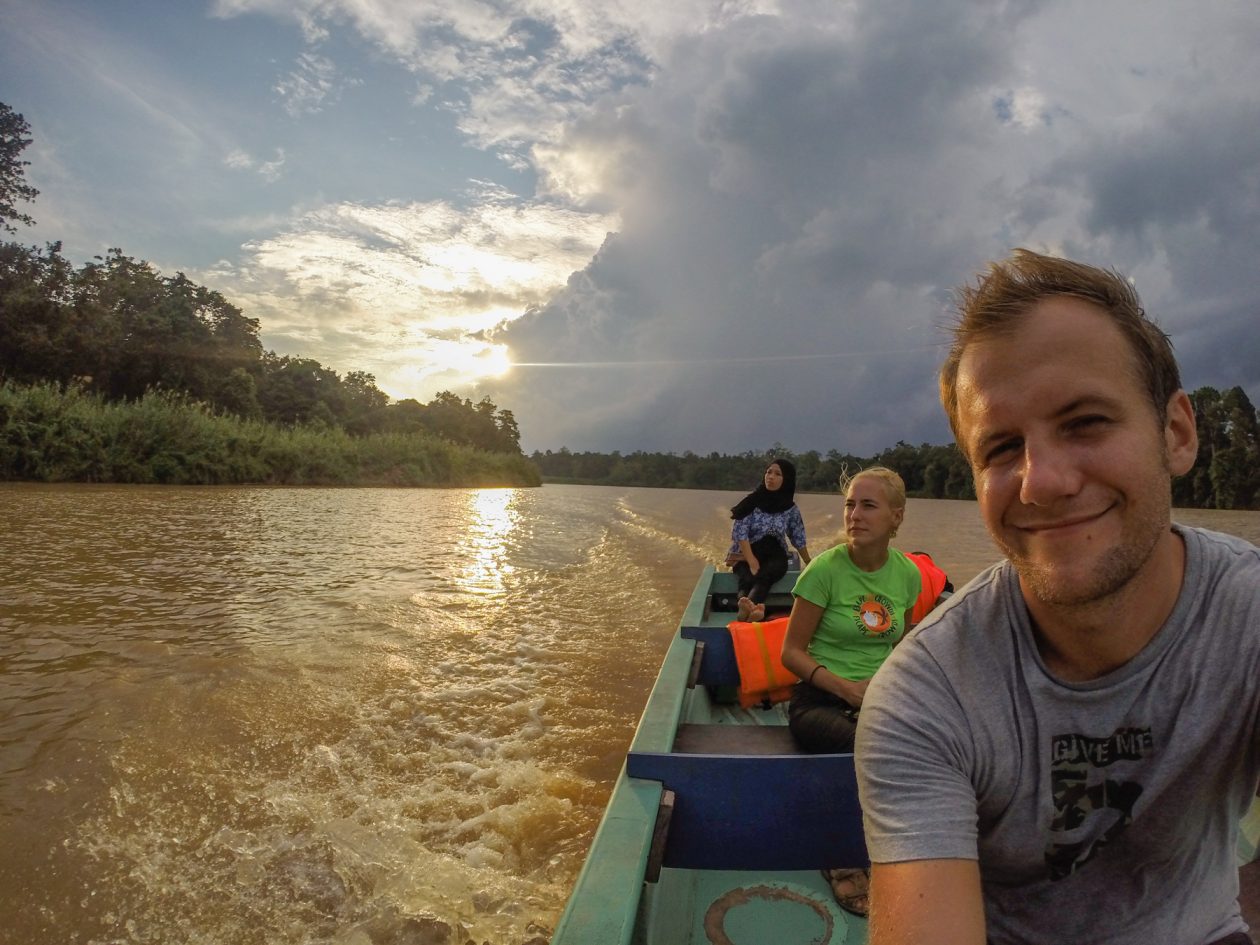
left=727, top=505, right=808, bottom=556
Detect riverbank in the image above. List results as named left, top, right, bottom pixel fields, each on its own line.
left=0, top=381, right=541, bottom=487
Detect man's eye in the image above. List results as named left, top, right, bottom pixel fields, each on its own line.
left=1070, top=414, right=1109, bottom=431
left=986, top=440, right=1020, bottom=463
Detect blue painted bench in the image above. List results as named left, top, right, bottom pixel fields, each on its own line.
left=625, top=737, right=866, bottom=873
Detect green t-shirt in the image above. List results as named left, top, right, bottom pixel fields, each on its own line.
left=792, top=544, right=922, bottom=681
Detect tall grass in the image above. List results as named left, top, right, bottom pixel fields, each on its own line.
left=0, top=382, right=541, bottom=487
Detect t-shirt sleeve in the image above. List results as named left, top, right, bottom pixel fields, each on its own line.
left=792, top=552, right=830, bottom=608
left=731, top=515, right=752, bottom=542
left=855, top=638, right=982, bottom=863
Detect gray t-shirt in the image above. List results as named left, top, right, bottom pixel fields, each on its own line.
left=856, top=525, right=1260, bottom=945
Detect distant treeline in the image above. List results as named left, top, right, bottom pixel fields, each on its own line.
left=1, top=381, right=540, bottom=487
left=0, top=100, right=533, bottom=487
left=533, top=384, right=1260, bottom=510
left=532, top=441, right=977, bottom=500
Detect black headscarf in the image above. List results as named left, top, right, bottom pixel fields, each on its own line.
left=730, top=459, right=797, bottom=519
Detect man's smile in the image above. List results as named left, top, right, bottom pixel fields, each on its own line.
left=1013, top=507, right=1112, bottom=536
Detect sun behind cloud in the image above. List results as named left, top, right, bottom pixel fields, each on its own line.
left=200, top=186, right=613, bottom=399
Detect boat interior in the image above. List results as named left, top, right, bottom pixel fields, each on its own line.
left=627, top=568, right=868, bottom=945
left=554, top=566, right=1260, bottom=945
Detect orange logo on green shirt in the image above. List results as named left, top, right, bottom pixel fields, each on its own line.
left=853, top=594, right=895, bottom=635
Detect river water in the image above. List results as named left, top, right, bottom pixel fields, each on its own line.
left=3, top=483, right=1258, bottom=945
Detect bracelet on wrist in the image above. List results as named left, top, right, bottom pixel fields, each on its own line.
left=808, top=664, right=823, bottom=686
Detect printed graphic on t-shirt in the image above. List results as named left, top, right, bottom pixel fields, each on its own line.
left=1045, top=727, right=1152, bottom=879
left=852, top=593, right=896, bottom=636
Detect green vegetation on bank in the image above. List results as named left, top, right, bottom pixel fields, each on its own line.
left=534, top=383, right=1260, bottom=510
left=0, top=381, right=540, bottom=486
left=0, top=100, right=535, bottom=487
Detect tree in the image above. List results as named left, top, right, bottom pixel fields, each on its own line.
left=73, top=250, right=175, bottom=400
left=340, top=370, right=390, bottom=433
left=0, top=241, right=74, bottom=382
left=0, top=102, right=38, bottom=233
left=217, top=367, right=262, bottom=420
left=1175, top=386, right=1260, bottom=510
left=494, top=407, right=521, bottom=452
left=256, top=354, right=343, bottom=425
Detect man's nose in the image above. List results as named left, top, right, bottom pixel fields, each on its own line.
left=1018, top=439, right=1082, bottom=506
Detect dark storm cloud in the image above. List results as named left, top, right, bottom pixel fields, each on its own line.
left=489, top=0, right=1260, bottom=454
left=492, top=2, right=1029, bottom=453
left=1046, top=94, right=1260, bottom=407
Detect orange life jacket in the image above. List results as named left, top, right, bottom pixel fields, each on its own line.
left=905, top=551, right=951, bottom=624
left=727, top=616, right=799, bottom=708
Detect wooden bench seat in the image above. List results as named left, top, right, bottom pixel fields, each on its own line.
left=672, top=722, right=806, bottom=756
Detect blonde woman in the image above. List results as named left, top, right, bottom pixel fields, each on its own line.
left=780, top=466, right=922, bottom=916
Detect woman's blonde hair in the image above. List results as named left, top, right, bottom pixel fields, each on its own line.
left=839, top=465, right=907, bottom=509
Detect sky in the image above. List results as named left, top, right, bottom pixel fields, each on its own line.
left=2, top=0, right=1258, bottom=456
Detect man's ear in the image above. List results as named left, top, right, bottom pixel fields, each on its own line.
left=1164, top=389, right=1198, bottom=476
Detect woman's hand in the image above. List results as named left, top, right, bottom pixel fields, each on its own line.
left=783, top=599, right=873, bottom=705
left=837, top=676, right=871, bottom=707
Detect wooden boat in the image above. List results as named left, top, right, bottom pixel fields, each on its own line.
left=552, top=565, right=868, bottom=944
left=552, top=564, right=1260, bottom=945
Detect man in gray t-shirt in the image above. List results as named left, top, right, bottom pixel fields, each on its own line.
left=855, top=249, right=1260, bottom=945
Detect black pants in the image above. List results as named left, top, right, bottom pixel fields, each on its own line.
left=732, top=535, right=789, bottom=604
left=788, top=680, right=860, bottom=753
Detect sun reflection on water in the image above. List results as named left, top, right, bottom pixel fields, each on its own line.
left=456, top=488, right=519, bottom=596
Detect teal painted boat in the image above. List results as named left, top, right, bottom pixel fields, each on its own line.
left=552, top=565, right=1260, bottom=945
left=552, top=565, right=867, bottom=945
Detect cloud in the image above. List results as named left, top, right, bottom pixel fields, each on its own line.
left=477, top=0, right=1260, bottom=454
left=197, top=185, right=616, bottom=400
left=993, top=87, right=1051, bottom=130
left=274, top=50, right=347, bottom=117
left=478, top=3, right=1014, bottom=452
left=213, top=0, right=783, bottom=160
left=224, top=147, right=287, bottom=182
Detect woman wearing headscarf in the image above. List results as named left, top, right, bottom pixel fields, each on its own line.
left=727, top=458, right=811, bottom=621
